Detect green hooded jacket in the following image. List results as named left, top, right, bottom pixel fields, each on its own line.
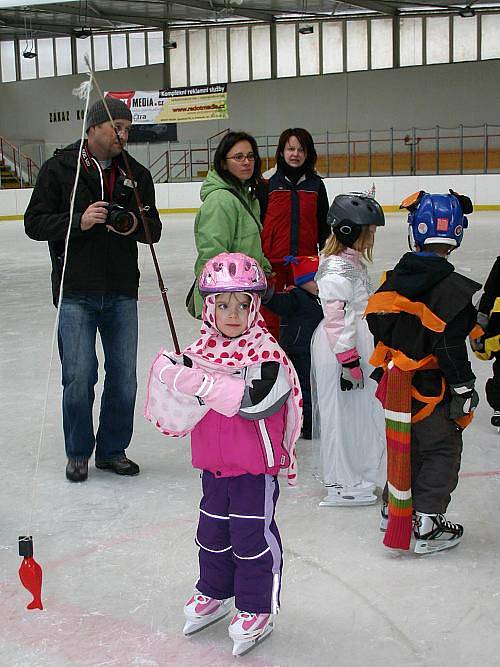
left=193, top=169, right=271, bottom=317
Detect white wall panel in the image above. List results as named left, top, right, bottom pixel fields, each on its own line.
left=93, top=34, right=110, bottom=72
left=371, top=19, right=393, bottom=70
left=209, top=28, right=228, bottom=84
left=189, top=29, right=207, bottom=86
left=400, top=17, right=423, bottom=67
left=54, top=37, right=72, bottom=76
left=298, top=23, right=319, bottom=76
left=110, top=33, right=128, bottom=70
left=36, top=38, right=55, bottom=78
left=453, top=16, right=477, bottom=62
left=322, top=22, right=343, bottom=74
left=129, top=32, right=146, bottom=68
left=230, top=26, right=249, bottom=82
left=481, top=14, right=500, bottom=60
left=1, top=41, right=16, bottom=82
left=251, top=25, right=271, bottom=80
left=346, top=20, right=368, bottom=72
left=276, top=23, right=296, bottom=78
left=147, top=31, right=164, bottom=65
left=169, top=31, right=187, bottom=88
left=426, top=16, right=449, bottom=64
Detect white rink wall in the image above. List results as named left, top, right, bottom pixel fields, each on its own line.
left=1, top=173, right=500, bottom=220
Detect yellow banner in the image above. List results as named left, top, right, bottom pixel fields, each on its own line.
left=156, top=85, right=228, bottom=124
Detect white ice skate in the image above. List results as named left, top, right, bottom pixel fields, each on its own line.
left=229, top=611, right=274, bottom=657
left=183, top=590, right=233, bottom=635
left=491, top=410, right=500, bottom=432
left=319, top=482, right=377, bottom=507
left=413, top=512, right=463, bottom=555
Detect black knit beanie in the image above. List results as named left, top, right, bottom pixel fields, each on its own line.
left=86, top=97, right=132, bottom=132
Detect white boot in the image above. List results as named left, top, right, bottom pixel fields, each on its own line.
left=320, top=482, right=377, bottom=507
left=183, top=590, right=232, bottom=635
left=414, top=512, right=463, bottom=555
left=229, top=611, right=274, bottom=656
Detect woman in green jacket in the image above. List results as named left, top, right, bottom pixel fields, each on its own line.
left=193, top=131, right=272, bottom=318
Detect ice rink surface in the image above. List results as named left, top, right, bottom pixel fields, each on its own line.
left=1, top=211, right=499, bottom=667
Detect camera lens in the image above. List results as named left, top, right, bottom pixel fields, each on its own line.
left=107, top=205, right=135, bottom=233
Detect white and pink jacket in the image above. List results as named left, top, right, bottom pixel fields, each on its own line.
left=316, top=248, right=373, bottom=357
left=144, top=292, right=303, bottom=485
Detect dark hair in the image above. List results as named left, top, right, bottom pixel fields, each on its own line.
left=276, top=128, right=317, bottom=173
left=213, top=131, right=262, bottom=195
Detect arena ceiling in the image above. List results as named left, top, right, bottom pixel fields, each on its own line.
left=0, top=1, right=497, bottom=40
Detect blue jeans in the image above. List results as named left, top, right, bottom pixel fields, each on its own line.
left=58, top=294, right=138, bottom=461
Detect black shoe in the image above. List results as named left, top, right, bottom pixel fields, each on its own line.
left=95, top=454, right=140, bottom=476
left=66, top=458, right=89, bottom=482
left=301, top=428, right=312, bottom=440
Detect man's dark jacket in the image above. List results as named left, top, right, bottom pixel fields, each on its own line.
left=24, top=141, right=162, bottom=305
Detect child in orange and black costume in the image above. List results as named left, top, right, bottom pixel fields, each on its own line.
left=365, top=190, right=481, bottom=555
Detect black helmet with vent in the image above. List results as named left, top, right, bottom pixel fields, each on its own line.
left=327, top=193, right=385, bottom=247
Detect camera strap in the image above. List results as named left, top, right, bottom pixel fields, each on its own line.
left=102, top=164, right=118, bottom=200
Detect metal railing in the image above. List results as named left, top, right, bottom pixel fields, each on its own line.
left=131, top=123, right=500, bottom=183
left=0, top=136, right=39, bottom=188
left=8, top=124, right=499, bottom=187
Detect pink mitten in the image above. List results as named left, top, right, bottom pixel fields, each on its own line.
left=155, top=354, right=245, bottom=416
left=155, top=355, right=205, bottom=395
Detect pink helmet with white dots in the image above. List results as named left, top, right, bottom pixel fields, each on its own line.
left=199, top=252, right=267, bottom=296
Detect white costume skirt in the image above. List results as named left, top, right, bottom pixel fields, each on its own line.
left=311, top=319, right=386, bottom=489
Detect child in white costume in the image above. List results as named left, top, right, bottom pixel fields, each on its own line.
left=311, top=194, right=386, bottom=506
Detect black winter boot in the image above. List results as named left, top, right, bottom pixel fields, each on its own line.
left=66, top=458, right=89, bottom=482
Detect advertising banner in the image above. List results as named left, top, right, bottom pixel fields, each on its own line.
left=106, top=85, right=228, bottom=125
left=105, top=90, right=165, bottom=124
left=157, top=84, right=228, bottom=123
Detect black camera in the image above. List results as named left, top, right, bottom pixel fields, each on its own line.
left=106, top=174, right=137, bottom=233
left=106, top=204, right=135, bottom=233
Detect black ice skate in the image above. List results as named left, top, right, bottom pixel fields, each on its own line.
left=413, top=512, right=463, bottom=555
left=379, top=502, right=388, bottom=531
left=491, top=410, right=500, bottom=431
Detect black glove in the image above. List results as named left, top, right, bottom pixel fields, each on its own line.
left=340, top=359, right=364, bottom=391
left=449, top=381, right=479, bottom=420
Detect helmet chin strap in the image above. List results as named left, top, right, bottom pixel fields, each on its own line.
left=408, top=227, right=417, bottom=252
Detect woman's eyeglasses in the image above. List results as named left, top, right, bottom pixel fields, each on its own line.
left=226, top=153, right=256, bottom=163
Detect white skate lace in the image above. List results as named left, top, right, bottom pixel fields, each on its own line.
left=437, top=515, right=460, bottom=531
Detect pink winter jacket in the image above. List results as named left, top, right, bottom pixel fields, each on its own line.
left=150, top=354, right=292, bottom=478
left=191, top=404, right=289, bottom=478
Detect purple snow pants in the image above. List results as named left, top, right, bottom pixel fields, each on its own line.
left=195, top=471, right=282, bottom=614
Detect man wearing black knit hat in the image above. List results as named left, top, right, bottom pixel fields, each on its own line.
left=24, top=96, right=162, bottom=483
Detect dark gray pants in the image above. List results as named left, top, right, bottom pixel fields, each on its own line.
left=383, top=401, right=463, bottom=515
left=485, top=352, right=500, bottom=411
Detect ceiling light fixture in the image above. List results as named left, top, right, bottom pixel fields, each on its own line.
left=22, top=8, right=37, bottom=59
left=459, top=5, right=476, bottom=17
left=74, top=27, right=93, bottom=38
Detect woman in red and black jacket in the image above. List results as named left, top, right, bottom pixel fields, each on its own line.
left=258, top=128, right=329, bottom=339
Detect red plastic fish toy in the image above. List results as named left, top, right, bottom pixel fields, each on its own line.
left=18, top=536, right=43, bottom=610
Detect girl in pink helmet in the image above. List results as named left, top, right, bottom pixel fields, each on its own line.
left=145, top=252, right=302, bottom=657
